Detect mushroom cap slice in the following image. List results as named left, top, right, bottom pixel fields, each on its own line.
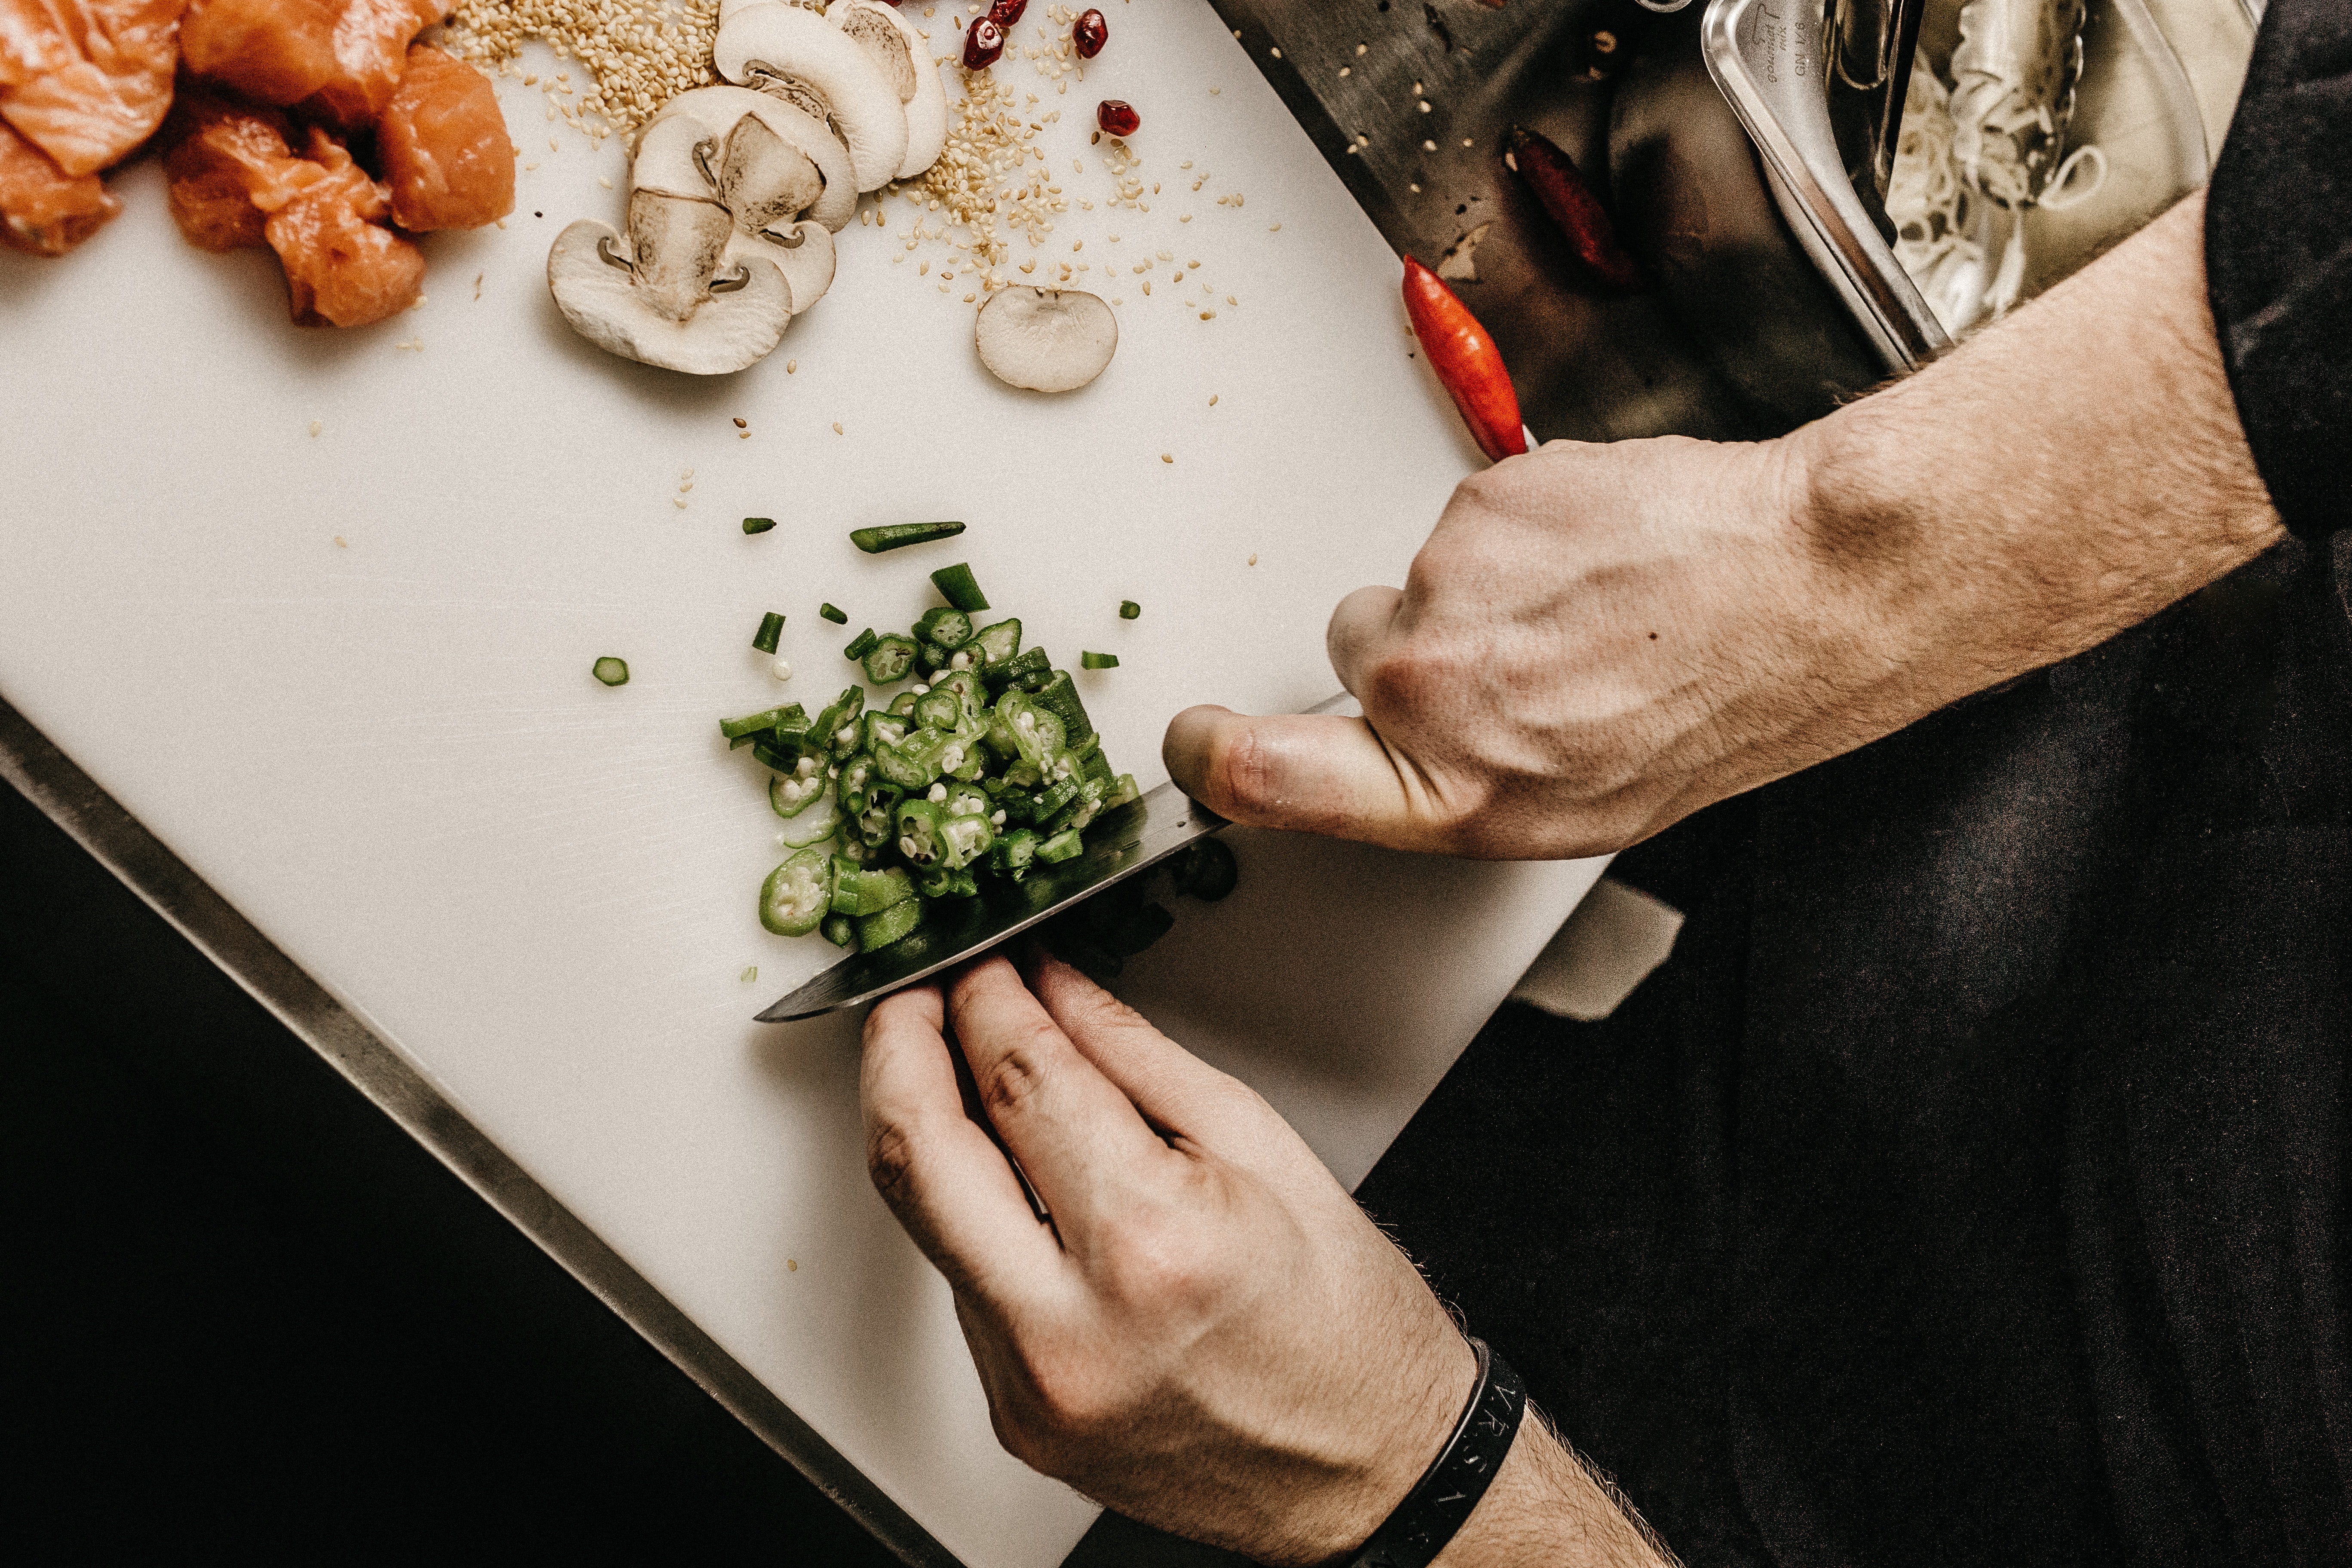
left=832, top=0, right=946, bottom=181
left=637, top=85, right=857, bottom=232
left=714, top=113, right=825, bottom=236
left=733, top=219, right=836, bottom=315
left=548, top=218, right=792, bottom=375
left=714, top=3, right=907, bottom=193
left=974, top=287, right=1119, bottom=392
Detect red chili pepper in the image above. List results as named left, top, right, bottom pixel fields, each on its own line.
left=1072, top=7, right=1108, bottom=57
left=1401, top=256, right=1528, bottom=464
left=1504, top=125, right=1641, bottom=294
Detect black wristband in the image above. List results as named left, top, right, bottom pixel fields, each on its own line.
left=1348, top=1339, right=1527, bottom=1568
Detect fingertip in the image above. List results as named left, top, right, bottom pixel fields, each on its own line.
left=1163, top=704, right=1237, bottom=801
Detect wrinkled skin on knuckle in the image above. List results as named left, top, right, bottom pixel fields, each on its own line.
left=974, top=1025, right=1061, bottom=1120
left=1207, top=720, right=1285, bottom=820
left=863, top=1114, right=922, bottom=1209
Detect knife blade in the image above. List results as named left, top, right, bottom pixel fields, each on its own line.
left=754, top=691, right=1356, bottom=1022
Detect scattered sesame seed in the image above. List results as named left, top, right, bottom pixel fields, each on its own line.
left=1209, top=394, right=1218, bottom=405
left=308, top=419, right=322, bottom=437
left=1248, top=553, right=1258, bottom=565
left=1418, top=100, right=1431, bottom=113
left=786, top=359, right=796, bottom=373
left=1161, top=453, right=1174, bottom=463
left=1339, top=65, right=1351, bottom=77
left=674, top=497, right=687, bottom=508
left=334, top=535, right=348, bottom=547
left=733, top=417, right=746, bottom=428
left=833, top=422, right=844, bottom=435
left=1424, top=139, right=1438, bottom=150
left=1269, top=46, right=1280, bottom=57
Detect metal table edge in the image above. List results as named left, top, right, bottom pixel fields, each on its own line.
left=0, top=690, right=964, bottom=1568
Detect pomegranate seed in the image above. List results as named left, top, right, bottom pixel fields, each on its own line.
left=1096, top=98, right=1139, bottom=137
left=987, top=0, right=1026, bottom=26
left=963, top=17, right=1004, bottom=68
left=1072, top=7, right=1107, bottom=56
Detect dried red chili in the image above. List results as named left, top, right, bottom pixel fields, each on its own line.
left=1401, top=256, right=1528, bottom=464
left=1503, top=125, right=1641, bottom=293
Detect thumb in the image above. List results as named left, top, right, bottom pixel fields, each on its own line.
left=1161, top=706, right=1446, bottom=849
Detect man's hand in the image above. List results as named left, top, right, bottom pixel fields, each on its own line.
left=861, top=952, right=1666, bottom=1566
left=1166, top=193, right=2285, bottom=859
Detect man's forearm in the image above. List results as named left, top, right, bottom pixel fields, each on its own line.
left=1434, top=1418, right=1670, bottom=1568
left=1795, top=192, right=2286, bottom=733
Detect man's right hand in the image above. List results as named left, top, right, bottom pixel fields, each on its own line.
left=1165, top=194, right=2282, bottom=861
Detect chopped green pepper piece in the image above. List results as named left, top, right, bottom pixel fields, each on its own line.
left=775, top=786, right=840, bottom=844
left=753, top=611, right=786, bottom=654
left=913, top=606, right=974, bottom=648
left=1171, top=838, right=1239, bottom=901
left=1107, top=773, right=1141, bottom=808
left=1037, top=826, right=1085, bottom=864
left=982, top=644, right=1048, bottom=692
left=1118, top=600, right=1141, bottom=620
left=856, top=898, right=924, bottom=950
left=940, top=811, right=995, bottom=867
left=861, top=710, right=910, bottom=754
left=752, top=737, right=812, bottom=774
left=1080, top=651, right=1119, bottom=670
left=814, top=687, right=866, bottom=758
left=913, top=689, right=962, bottom=733
left=916, top=639, right=950, bottom=675
left=843, top=628, right=880, bottom=662
left=864, top=634, right=919, bottom=685
left=591, top=657, right=630, bottom=686
left=742, top=517, right=777, bottom=535
left=853, top=782, right=905, bottom=848
left=831, top=863, right=913, bottom=916
left=821, top=914, right=858, bottom=949
left=930, top=563, right=991, bottom=613
left=759, top=848, right=833, bottom=936
left=819, top=603, right=848, bottom=624
left=850, top=521, right=965, bottom=554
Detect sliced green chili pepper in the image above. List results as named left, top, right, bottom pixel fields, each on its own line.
left=753, top=611, right=786, bottom=654
left=856, top=898, right=924, bottom=950
left=853, top=783, right=905, bottom=849
left=843, top=628, right=880, bottom=662
left=873, top=736, right=937, bottom=790
left=914, top=689, right=963, bottom=732
left=864, top=634, right=919, bottom=685
left=1171, top=838, right=1238, bottom=900
left=1108, top=773, right=1141, bottom=808
left=1118, top=600, right=1140, bottom=620
left=930, top=562, right=991, bottom=613
left=753, top=737, right=811, bottom=774
left=775, top=787, right=840, bottom=845
left=592, top=657, right=630, bottom=686
left=821, top=914, right=858, bottom=949
left=982, top=645, right=1048, bottom=692
left=742, top=517, right=776, bottom=535
left=861, top=710, right=909, bottom=754
left=819, top=603, right=848, bottom=624
left=814, top=687, right=866, bottom=758
left=1080, top=651, right=1119, bottom=670
left=830, top=863, right=913, bottom=916
left=940, top=812, right=995, bottom=867
left=916, top=639, right=950, bottom=675
left=1037, top=826, right=1085, bottom=864
left=759, top=847, right=833, bottom=936
left=836, top=753, right=876, bottom=801
left=850, top=521, right=965, bottom=554
left=913, top=606, right=974, bottom=648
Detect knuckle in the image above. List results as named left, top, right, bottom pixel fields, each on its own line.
left=1098, top=1197, right=1215, bottom=1311
left=864, top=1116, right=921, bottom=1206
left=1211, top=723, right=1283, bottom=817
left=975, top=1027, right=1061, bottom=1118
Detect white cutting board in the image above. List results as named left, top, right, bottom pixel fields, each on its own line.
left=0, top=7, right=1603, bottom=1562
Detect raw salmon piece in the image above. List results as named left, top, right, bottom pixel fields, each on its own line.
left=0, top=0, right=185, bottom=175
left=378, top=43, right=509, bottom=230
left=161, top=90, right=291, bottom=249
left=264, top=123, right=422, bottom=325
left=0, top=110, right=115, bottom=252
left=301, top=0, right=445, bottom=129
left=179, top=0, right=338, bottom=106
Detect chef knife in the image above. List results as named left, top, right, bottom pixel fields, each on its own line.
left=756, top=692, right=1359, bottom=1021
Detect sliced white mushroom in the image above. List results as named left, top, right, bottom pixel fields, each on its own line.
left=715, top=113, right=825, bottom=235
left=974, top=287, right=1119, bottom=392
left=715, top=3, right=907, bottom=193
left=733, top=219, right=836, bottom=315
left=635, top=85, right=857, bottom=233
left=548, top=211, right=792, bottom=375
left=830, top=0, right=946, bottom=180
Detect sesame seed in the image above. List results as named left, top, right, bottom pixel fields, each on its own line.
left=785, top=360, right=796, bottom=373
left=833, top=422, right=844, bottom=435
left=1161, top=453, right=1174, bottom=463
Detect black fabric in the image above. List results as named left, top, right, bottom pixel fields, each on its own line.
left=2205, top=0, right=2352, bottom=541
left=1359, top=535, right=2352, bottom=1567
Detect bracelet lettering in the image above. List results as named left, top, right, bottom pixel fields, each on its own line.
left=1348, top=1338, right=1527, bottom=1568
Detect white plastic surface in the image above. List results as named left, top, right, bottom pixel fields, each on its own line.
left=0, top=8, right=1604, bottom=1563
